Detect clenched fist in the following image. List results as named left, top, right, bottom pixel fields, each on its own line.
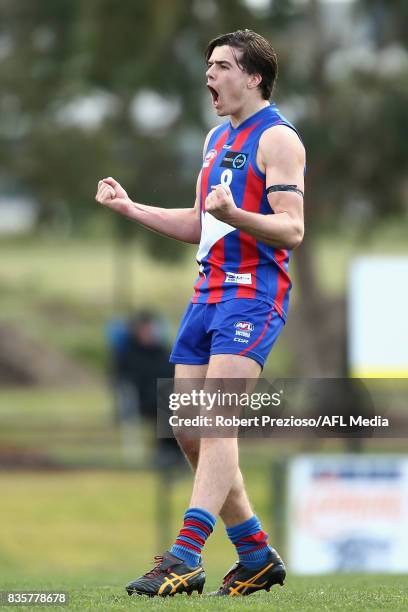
left=95, top=177, right=134, bottom=216
left=205, top=184, right=237, bottom=223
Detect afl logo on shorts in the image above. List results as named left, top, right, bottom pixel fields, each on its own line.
left=235, top=321, right=254, bottom=332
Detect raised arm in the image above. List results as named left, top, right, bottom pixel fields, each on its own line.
left=205, top=125, right=305, bottom=250
left=95, top=174, right=201, bottom=244
left=95, top=128, right=218, bottom=245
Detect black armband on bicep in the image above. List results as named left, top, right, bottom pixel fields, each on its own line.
left=266, top=184, right=304, bottom=198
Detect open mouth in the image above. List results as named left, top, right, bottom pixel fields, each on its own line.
left=207, top=85, right=219, bottom=106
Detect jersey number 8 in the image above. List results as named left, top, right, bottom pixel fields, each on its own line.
left=220, top=169, right=233, bottom=187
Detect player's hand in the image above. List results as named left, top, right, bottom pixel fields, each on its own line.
left=205, top=184, right=237, bottom=223
left=95, top=177, right=133, bottom=215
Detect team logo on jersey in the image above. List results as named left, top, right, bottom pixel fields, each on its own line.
left=203, top=148, right=218, bottom=168
left=221, top=151, right=248, bottom=170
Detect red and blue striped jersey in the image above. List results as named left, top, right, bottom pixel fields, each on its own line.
left=192, top=103, right=302, bottom=320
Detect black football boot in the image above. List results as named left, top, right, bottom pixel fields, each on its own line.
left=126, top=551, right=205, bottom=597
left=209, top=548, right=285, bottom=596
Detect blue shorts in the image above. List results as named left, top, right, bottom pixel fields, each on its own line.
left=169, top=299, right=285, bottom=369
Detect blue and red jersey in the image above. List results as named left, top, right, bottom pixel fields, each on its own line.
left=192, top=103, right=302, bottom=320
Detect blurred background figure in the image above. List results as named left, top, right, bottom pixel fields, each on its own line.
left=106, top=310, right=180, bottom=465
left=107, top=310, right=169, bottom=423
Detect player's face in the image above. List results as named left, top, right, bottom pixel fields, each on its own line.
left=206, top=45, right=252, bottom=117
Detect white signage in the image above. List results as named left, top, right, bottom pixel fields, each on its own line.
left=288, top=455, right=408, bottom=573
left=349, top=257, right=408, bottom=377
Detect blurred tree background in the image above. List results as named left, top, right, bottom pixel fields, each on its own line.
left=0, top=0, right=407, bottom=377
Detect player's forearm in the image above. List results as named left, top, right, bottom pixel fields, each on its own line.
left=123, top=201, right=201, bottom=244
left=227, top=208, right=304, bottom=250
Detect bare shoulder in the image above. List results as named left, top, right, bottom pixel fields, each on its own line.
left=258, top=124, right=305, bottom=168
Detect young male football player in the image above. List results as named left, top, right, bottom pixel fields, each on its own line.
left=96, top=29, right=305, bottom=597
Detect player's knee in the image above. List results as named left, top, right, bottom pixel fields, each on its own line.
left=175, top=435, right=200, bottom=467
left=199, top=437, right=239, bottom=464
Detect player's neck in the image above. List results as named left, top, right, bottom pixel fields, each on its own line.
left=229, top=100, right=270, bottom=129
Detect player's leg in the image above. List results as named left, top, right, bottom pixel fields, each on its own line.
left=192, top=355, right=285, bottom=596
left=161, top=355, right=256, bottom=593
left=126, top=301, right=285, bottom=597
left=172, top=363, right=202, bottom=469
left=204, top=302, right=286, bottom=596
left=126, top=308, right=211, bottom=598
left=177, top=434, right=253, bottom=525
left=173, top=359, right=254, bottom=524
left=189, top=354, right=260, bottom=514
left=171, top=352, right=254, bottom=523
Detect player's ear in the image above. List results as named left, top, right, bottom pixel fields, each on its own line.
left=248, top=73, right=262, bottom=90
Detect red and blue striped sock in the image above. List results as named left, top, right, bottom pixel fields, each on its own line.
left=170, top=507, right=216, bottom=568
left=226, top=515, right=271, bottom=569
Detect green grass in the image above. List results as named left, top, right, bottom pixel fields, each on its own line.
left=0, top=237, right=197, bottom=320
left=2, top=574, right=407, bottom=611
left=0, top=470, right=262, bottom=600
left=1, top=226, right=407, bottom=377
left=1, top=387, right=407, bottom=612
left=1, top=471, right=407, bottom=611
left=0, top=386, right=125, bottom=467
left=0, top=234, right=330, bottom=378
left=0, top=237, right=198, bottom=373
left=1, top=385, right=406, bottom=470
left=1, top=230, right=408, bottom=610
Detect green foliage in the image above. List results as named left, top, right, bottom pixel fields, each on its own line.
left=0, top=0, right=407, bottom=278
left=1, top=0, right=406, bottom=240
left=0, top=0, right=295, bottom=235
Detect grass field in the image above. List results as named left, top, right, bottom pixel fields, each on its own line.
left=1, top=225, right=407, bottom=377
left=0, top=236, right=292, bottom=376
left=1, top=231, right=408, bottom=611
left=1, top=471, right=408, bottom=611
left=2, top=574, right=408, bottom=611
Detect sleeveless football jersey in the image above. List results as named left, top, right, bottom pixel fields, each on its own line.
left=192, top=103, right=302, bottom=320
